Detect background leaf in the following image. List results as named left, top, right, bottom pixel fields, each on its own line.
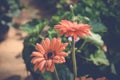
left=83, top=32, right=104, bottom=47
left=89, top=48, right=109, bottom=66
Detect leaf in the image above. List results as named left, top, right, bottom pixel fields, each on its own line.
left=56, top=64, right=74, bottom=80
left=110, top=63, right=117, bottom=75
left=83, top=0, right=95, bottom=7
left=85, top=7, right=92, bottom=13
left=83, top=32, right=104, bottom=47
left=42, top=71, right=54, bottom=80
left=90, top=21, right=107, bottom=33
left=20, top=19, right=40, bottom=34
left=20, top=19, right=48, bottom=35
left=89, top=49, right=109, bottom=66
left=48, top=29, right=57, bottom=39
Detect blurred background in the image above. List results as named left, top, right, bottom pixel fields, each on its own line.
left=0, top=0, right=120, bottom=80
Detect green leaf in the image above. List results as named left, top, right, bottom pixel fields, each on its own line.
left=20, top=19, right=40, bottom=34
left=20, top=24, right=35, bottom=34
left=85, top=7, right=92, bottom=13
left=42, top=71, right=54, bottom=80
left=48, top=29, right=58, bottom=39
left=90, top=49, right=109, bottom=66
left=83, top=32, right=104, bottom=47
left=110, top=63, right=117, bottom=75
left=83, top=0, right=95, bottom=7
left=90, top=21, right=107, bottom=33
left=20, top=19, right=48, bottom=35
left=56, top=64, right=74, bottom=80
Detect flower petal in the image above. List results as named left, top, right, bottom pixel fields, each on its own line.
left=53, top=56, right=65, bottom=63
left=54, top=20, right=91, bottom=40
left=34, top=63, right=39, bottom=71
left=50, top=38, right=57, bottom=51
left=36, top=43, right=45, bottom=54
left=38, top=60, right=46, bottom=73
left=32, top=52, right=43, bottom=57
left=31, top=57, right=45, bottom=64
left=54, top=38, right=61, bottom=51
left=56, top=43, right=68, bottom=53
left=46, top=60, right=53, bottom=71
left=57, top=52, right=68, bottom=57
left=49, top=63, right=54, bottom=72
left=41, top=38, right=50, bottom=52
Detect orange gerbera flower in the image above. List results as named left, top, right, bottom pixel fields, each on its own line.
left=54, top=20, right=91, bottom=40
left=31, top=38, right=68, bottom=73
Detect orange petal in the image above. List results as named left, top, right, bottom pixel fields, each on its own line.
left=41, top=38, right=50, bottom=52
left=57, top=43, right=68, bottom=53
left=75, top=77, right=80, bottom=80
left=57, top=52, right=68, bottom=57
left=55, top=40, right=60, bottom=51
left=46, top=60, right=53, bottom=70
left=53, top=60, right=63, bottom=64
left=54, top=38, right=61, bottom=51
left=96, top=77, right=106, bottom=80
left=45, top=38, right=50, bottom=49
left=36, top=43, right=45, bottom=54
left=34, top=63, right=39, bottom=71
left=41, top=40, right=47, bottom=51
left=53, top=56, right=60, bottom=60
left=38, top=60, right=46, bottom=73
left=50, top=38, right=57, bottom=51
left=81, top=76, right=86, bottom=80
left=31, top=57, right=45, bottom=64
left=73, top=33, right=78, bottom=40
left=32, top=52, right=43, bottom=57
left=49, top=63, right=54, bottom=72
left=41, top=66, right=45, bottom=73
left=53, top=56, right=65, bottom=64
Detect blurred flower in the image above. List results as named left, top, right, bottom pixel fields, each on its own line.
left=54, top=20, right=91, bottom=40
left=75, top=76, right=93, bottom=80
left=31, top=38, right=68, bottom=73
left=75, top=76, right=107, bottom=80
left=96, top=77, right=107, bottom=80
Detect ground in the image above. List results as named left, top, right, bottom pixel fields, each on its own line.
left=0, top=27, right=33, bottom=80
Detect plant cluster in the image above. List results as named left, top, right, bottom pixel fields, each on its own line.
left=21, top=0, right=120, bottom=80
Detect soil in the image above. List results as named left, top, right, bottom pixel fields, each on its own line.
left=0, top=27, right=33, bottom=80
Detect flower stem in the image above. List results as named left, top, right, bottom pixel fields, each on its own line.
left=72, top=37, right=77, bottom=77
left=79, top=40, right=87, bottom=50
left=54, top=64, right=60, bottom=80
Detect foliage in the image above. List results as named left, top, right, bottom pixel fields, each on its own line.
left=19, top=0, right=120, bottom=80
left=89, top=48, right=109, bottom=66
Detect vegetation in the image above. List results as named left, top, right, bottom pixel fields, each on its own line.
left=1, top=0, right=120, bottom=80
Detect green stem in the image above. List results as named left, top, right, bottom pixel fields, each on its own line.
left=79, top=40, right=87, bottom=50
left=70, top=4, right=74, bottom=16
left=72, top=37, right=77, bottom=77
left=54, top=64, right=60, bottom=80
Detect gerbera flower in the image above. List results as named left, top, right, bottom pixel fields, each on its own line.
left=31, top=38, right=68, bottom=73
left=54, top=20, right=91, bottom=40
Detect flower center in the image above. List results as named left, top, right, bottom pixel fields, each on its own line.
left=46, top=52, right=54, bottom=59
